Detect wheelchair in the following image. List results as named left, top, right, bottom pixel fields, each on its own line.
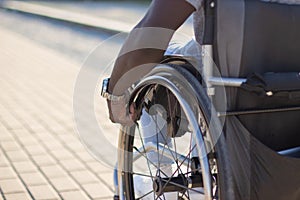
left=114, top=0, right=300, bottom=199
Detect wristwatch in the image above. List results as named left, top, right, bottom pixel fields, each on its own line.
left=101, top=78, right=125, bottom=101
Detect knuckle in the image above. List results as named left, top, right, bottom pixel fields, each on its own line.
left=109, top=118, right=116, bottom=123
left=109, top=115, right=117, bottom=123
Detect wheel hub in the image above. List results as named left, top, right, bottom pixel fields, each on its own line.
left=153, top=174, right=203, bottom=196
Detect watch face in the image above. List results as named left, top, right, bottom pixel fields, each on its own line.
left=101, top=78, right=109, bottom=97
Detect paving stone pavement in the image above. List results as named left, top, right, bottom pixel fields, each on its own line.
left=0, top=26, right=117, bottom=199
left=1, top=0, right=193, bottom=36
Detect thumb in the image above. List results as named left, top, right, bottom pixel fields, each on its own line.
left=129, top=103, right=137, bottom=121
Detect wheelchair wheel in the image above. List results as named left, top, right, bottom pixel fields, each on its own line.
left=117, top=64, right=233, bottom=200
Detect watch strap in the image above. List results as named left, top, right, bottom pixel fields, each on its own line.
left=104, top=93, right=125, bottom=101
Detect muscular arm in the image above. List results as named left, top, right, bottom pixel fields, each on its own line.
left=108, top=0, right=195, bottom=95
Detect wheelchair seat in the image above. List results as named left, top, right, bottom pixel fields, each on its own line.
left=211, top=0, right=300, bottom=151
left=205, top=0, right=300, bottom=199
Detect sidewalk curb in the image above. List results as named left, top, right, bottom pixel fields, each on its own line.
left=0, top=0, right=132, bottom=34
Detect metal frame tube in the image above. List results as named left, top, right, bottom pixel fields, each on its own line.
left=208, top=77, right=246, bottom=87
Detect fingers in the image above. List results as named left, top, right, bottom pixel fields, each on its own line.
left=107, top=101, right=117, bottom=123
left=107, top=99, right=136, bottom=126
left=129, top=103, right=137, bottom=121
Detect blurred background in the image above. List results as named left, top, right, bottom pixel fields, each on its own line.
left=0, top=0, right=192, bottom=199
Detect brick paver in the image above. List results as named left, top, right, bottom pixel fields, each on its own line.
left=76, top=151, right=96, bottom=162
left=6, top=150, right=29, bottom=162
left=24, top=145, right=48, bottom=156
left=0, top=132, right=14, bottom=143
left=12, top=161, right=38, bottom=173
left=1, top=141, right=21, bottom=151
left=28, top=185, right=59, bottom=200
left=50, top=149, right=73, bottom=160
left=71, top=170, right=99, bottom=185
left=4, top=193, right=32, bottom=200
left=0, top=179, right=26, bottom=194
left=0, top=26, right=116, bottom=199
left=0, top=167, right=17, bottom=179
left=32, top=154, right=57, bottom=166
left=49, top=176, right=79, bottom=192
left=82, top=182, right=112, bottom=199
left=60, top=159, right=86, bottom=171
left=60, top=190, right=90, bottom=200
left=40, top=165, right=67, bottom=178
left=20, top=172, right=48, bottom=186
left=96, top=172, right=114, bottom=190
left=0, top=153, right=9, bottom=167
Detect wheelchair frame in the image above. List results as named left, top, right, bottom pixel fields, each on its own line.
left=113, top=0, right=300, bottom=199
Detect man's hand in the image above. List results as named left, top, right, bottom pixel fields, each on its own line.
left=107, top=98, right=137, bottom=126
left=105, top=0, right=194, bottom=126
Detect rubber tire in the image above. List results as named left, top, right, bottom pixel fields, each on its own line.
left=118, top=64, right=235, bottom=200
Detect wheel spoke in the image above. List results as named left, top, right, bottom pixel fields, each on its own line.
left=136, top=125, right=155, bottom=179
left=136, top=190, right=154, bottom=200
left=150, top=115, right=186, bottom=176
left=133, top=146, right=169, bottom=178
left=154, top=144, right=198, bottom=195
left=159, top=178, right=205, bottom=194
left=170, top=144, right=197, bottom=176
left=119, top=74, right=220, bottom=199
left=131, top=172, right=153, bottom=178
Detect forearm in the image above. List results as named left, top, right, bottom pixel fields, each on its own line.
left=109, top=49, right=165, bottom=95
left=107, top=0, right=195, bottom=95
left=108, top=28, right=174, bottom=95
